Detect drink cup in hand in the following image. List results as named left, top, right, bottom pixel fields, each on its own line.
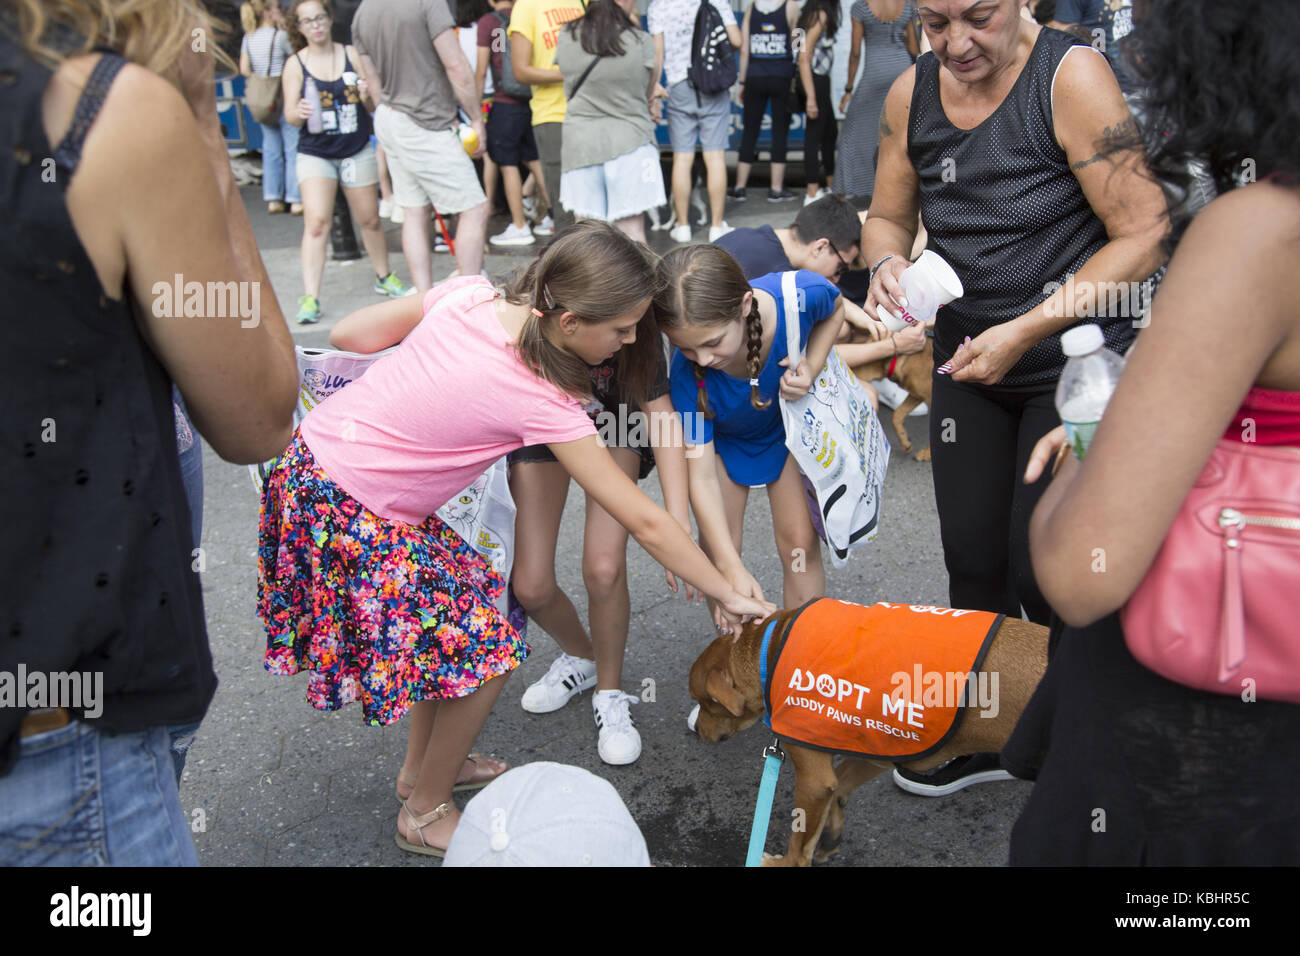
left=879, top=249, right=964, bottom=332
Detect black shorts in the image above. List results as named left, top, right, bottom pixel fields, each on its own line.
left=508, top=438, right=656, bottom=482
left=487, top=100, right=539, bottom=168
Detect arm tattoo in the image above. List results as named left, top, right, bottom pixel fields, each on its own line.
left=1072, top=118, right=1140, bottom=170
left=879, top=113, right=894, bottom=138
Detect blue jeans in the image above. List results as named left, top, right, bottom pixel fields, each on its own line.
left=0, top=722, right=198, bottom=866
left=260, top=117, right=301, bottom=204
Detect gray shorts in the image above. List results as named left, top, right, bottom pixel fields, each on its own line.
left=666, top=80, right=732, bottom=153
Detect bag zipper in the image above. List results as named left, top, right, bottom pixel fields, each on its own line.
left=1218, top=508, right=1300, bottom=534
left=1215, top=507, right=1300, bottom=683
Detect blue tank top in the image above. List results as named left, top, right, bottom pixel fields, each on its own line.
left=747, top=4, right=793, bottom=80
left=296, top=45, right=372, bottom=160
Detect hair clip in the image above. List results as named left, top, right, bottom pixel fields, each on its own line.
left=696, top=379, right=706, bottom=389
left=542, top=284, right=556, bottom=310
left=530, top=307, right=544, bottom=318
left=749, top=378, right=760, bottom=388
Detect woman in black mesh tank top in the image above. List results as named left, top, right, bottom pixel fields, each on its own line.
left=858, top=0, right=1167, bottom=794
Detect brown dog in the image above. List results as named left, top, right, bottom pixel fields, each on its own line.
left=688, top=606, right=1048, bottom=866
left=849, top=337, right=934, bottom=461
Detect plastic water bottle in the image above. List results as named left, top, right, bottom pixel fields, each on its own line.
left=303, top=76, right=323, bottom=134
left=1056, top=324, right=1127, bottom=460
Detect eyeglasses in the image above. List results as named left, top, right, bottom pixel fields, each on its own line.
left=826, top=239, right=855, bottom=279
left=298, top=13, right=331, bottom=26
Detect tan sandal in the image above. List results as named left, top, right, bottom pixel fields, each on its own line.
left=395, top=754, right=509, bottom=801
left=395, top=800, right=453, bottom=857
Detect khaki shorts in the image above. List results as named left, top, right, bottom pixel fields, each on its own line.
left=373, top=103, right=486, bottom=214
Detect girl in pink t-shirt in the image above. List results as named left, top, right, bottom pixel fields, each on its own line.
left=258, top=222, right=773, bottom=857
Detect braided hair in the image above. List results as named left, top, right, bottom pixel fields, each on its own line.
left=656, top=245, right=771, bottom=419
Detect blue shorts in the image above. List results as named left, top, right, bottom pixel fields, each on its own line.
left=560, top=143, right=667, bottom=222
left=666, top=81, right=732, bottom=153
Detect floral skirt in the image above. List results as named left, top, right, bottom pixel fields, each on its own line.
left=257, top=431, right=526, bottom=725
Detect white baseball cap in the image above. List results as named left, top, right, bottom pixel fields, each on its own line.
left=442, top=762, right=651, bottom=867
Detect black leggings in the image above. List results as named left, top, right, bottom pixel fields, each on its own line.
left=803, top=73, right=837, bottom=188
left=927, top=370, right=1060, bottom=624
left=739, top=74, right=792, bottom=164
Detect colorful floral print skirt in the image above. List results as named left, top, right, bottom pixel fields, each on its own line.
left=257, top=431, right=526, bottom=725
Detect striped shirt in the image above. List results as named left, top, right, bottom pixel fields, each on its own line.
left=240, top=27, right=292, bottom=78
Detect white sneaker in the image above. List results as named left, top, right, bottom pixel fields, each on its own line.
left=390, top=204, right=405, bottom=224
left=803, top=188, right=829, bottom=206
left=708, top=222, right=734, bottom=242
left=434, top=234, right=451, bottom=254
left=533, top=215, right=555, bottom=237
left=669, top=224, right=692, bottom=243
left=873, top=377, right=908, bottom=410
left=521, top=196, right=540, bottom=224
left=520, top=653, right=597, bottom=714
left=593, top=690, right=641, bottom=765
left=379, top=197, right=394, bottom=219
left=490, top=222, right=536, bottom=247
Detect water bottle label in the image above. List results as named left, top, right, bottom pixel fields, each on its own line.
left=1063, top=419, right=1099, bottom=460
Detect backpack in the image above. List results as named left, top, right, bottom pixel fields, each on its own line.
left=686, top=0, right=737, bottom=102
left=491, top=10, right=533, bottom=100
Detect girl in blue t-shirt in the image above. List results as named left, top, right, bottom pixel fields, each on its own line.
left=656, top=244, right=885, bottom=622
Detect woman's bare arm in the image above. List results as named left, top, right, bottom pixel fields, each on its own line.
left=1030, top=184, right=1300, bottom=625
left=53, top=58, right=297, bottom=463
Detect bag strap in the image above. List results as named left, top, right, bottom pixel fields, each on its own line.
left=569, top=53, right=602, bottom=101
left=782, top=271, right=802, bottom=366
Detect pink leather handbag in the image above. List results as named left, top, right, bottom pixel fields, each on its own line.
left=1121, top=437, right=1300, bottom=703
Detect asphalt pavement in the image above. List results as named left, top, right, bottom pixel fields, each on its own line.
left=179, top=173, right=1030, bottom=867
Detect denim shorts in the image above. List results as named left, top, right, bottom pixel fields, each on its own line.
left=666, top=80, right=733, bottom=153
left=296, top=143, right=379, bottom=188
left=0, top=721, right=198, bottom=866
left=559, top=142, right=667, bottom=222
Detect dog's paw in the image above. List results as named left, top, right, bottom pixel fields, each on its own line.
left=915, top=446, right=931, bottom=462
left=760, top=851, right=802, bottom=867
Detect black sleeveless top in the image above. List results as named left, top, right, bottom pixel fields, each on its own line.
left=0, top=26, right=216, bottom=774
left=747, top=4, right=794, bottom=81
left=296, top=45, right=372, bottom=161
left=907, top=29, right=1145, bottom=388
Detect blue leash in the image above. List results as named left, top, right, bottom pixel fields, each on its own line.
left=746, top=619, right=784, bottom=867
left=745, top=739, right=786, bottom=866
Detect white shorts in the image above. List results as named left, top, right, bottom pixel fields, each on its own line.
left=372, top=103, right=486, bottom=214
left=559, top=142, right=667, bottom=222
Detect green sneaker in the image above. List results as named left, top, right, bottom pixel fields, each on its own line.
left=375, top=271, right=415, bottom=298
left=296, top=294, right=321, bottom=324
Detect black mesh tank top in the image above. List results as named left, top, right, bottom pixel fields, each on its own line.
left=907, top=29, right=1144, bottom=387
left=0, top=24, right=215, bottom=774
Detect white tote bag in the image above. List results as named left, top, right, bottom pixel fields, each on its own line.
left=251, top=346, right=518, bottom=582
left=777, top=271, right=891, bottom=568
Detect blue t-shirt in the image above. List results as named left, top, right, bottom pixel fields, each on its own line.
left=670, top=270, right=839, bottom=486
left=714, top=225, right=793, bottom=281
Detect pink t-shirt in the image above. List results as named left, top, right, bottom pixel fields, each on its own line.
left=301, top=276, right=595, bottom=524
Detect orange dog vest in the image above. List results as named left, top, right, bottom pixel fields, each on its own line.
left=762, top=599, right=1003, bottom=760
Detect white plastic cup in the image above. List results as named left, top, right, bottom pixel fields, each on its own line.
left=878, top=249, right=964, bottom=332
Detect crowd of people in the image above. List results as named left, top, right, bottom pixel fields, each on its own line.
left=3, top=0, right=1298, bottom=869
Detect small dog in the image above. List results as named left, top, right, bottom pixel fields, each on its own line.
left=848, top=335, right=934, bottom=461
left=689, top=603, right=1048, bottom=866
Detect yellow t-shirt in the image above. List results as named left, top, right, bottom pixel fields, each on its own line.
left=507, top=0, right=587, bottom=126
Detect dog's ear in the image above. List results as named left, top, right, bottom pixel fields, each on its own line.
left=706, top=667, right=746, bottom=717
